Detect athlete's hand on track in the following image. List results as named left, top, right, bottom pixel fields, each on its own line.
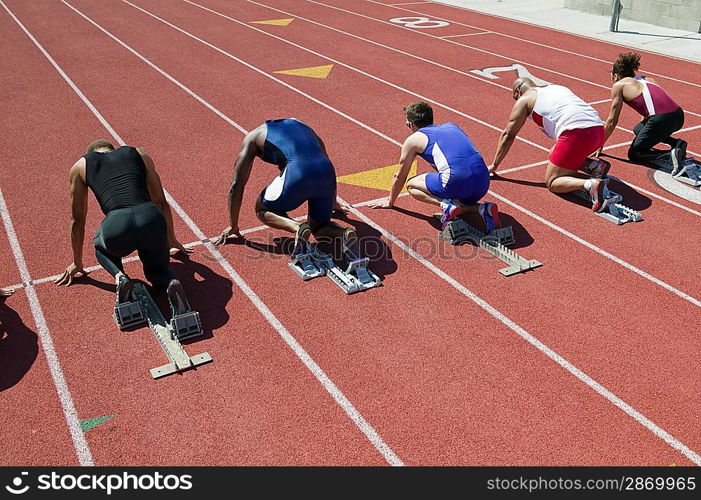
left=54, top=263, right=88, bottom=286
left=0, top=288, right=15, bottom=298
left=213, top=226, right=242, bottom=245
left=487, top=164, right=499, bottom=175
left=170, top=239, right=194, bottom=255
left=370, top=198, right=393, bottom=209
left=593, top=147, right=603, bottom=157
left=333, top=199, right=352, bottom=215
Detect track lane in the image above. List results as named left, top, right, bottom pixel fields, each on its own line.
left=50, top=0, right=701, bottom=460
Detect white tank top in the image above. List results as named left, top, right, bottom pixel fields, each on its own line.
left=530, top=85, right=603, bottom=139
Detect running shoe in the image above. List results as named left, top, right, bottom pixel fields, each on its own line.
left=588, top=178, right=609, bottom=212
left=478, top=202, right=501, bottom=233
left=440, top=200, right=460, bottom=228
left=584, top=158, right=610, bottom=179
left=293, top=222, right=312, bottom=255
left=115, top=274, right=134, bottom=304
left=167, top=279, right=191, bottom=318
left=671, top=139, right=689, bottom=176
left=342, top=227, right=358, bottom=251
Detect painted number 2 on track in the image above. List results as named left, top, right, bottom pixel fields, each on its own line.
left=389, top=17, right=450, bottom=28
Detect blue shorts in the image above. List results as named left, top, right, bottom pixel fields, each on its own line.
left=260, top=158, right=336, bottom=224
left=424, top=155, right=490, bottom=204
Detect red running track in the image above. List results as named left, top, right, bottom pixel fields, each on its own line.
left=0, top=0, right=699, bottom=466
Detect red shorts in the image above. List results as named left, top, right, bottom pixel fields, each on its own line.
left=550, top=125, right=605, bottom=171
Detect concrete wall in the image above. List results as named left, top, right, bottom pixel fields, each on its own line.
left=564, top=0, right=701, bottom=31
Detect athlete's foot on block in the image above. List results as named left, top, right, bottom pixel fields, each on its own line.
left=439, top=199, right=460, bottom=228
left=167, top=279, right=191, bottom=318
left=671, top=140, right=689, bottom=176
left=116, top=274, right=135, bottom=304
left=293, top=222, right=312, bottom=255
left=479, top=202, right=501, bottom=233
left=588, top=178, right=609, bottom=212
left=342, top=227, right=358, bottom=251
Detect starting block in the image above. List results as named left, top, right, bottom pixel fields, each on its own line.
left=170, top=311, right=203, bottom=342
left=572, top=187, right=643, bottom=225
left=438, top=216, right=515, bottom=246
left=288, top=242, right=381, bottom=294
left=434, top=215, right=542, bottom=277
left=647, top=156, right=701, bottom=188
left=289, top=250, right=325, bottom=280
left=118, top=282, right=212, bottom=379
left=113, top=300, right=146, bottom=330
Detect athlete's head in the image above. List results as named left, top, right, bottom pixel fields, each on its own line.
left=611, top=52, right=640, bottom=82
left=86, top=139, right=115, bottom=153
left=404, top=101, right=433, bottom=130
left=512, top=78, right=535, bottom=100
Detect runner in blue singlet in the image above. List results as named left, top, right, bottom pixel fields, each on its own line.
left=372, top=101, right=500, bottom=231
left=214, top=119, right=353, bottom=249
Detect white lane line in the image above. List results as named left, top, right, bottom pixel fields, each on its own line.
left=51, top=0, right=405, bottom=466
left=439, top=31, right=492, bottom=38
left=345, top=196, right=701, bottom=465
left=382, top=0, right=701, bottom=90
left=1, top=0, right=96, bottom=467
left=126, top=0, right=701, bottom=305
left=52, top=0, right=701, bottom=464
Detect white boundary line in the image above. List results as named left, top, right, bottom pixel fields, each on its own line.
left=13, top=0, right=404, bottom=467
left=438, top=31, right=491, bottom=38
left=377, top=0, right=701, bottom=89
left=0, top=0, right=96, bottom=467
left=70, top=0, right=701, bottom=464
left=125, top=0, right=701, bottom=306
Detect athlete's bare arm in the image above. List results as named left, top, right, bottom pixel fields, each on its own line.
left=141, top=152, right=192, bottom=255
left=602, top=81, right=626, bottom=144
left=489, top=91, right=533, bottom=174
left=214, top=125, right=265, bottom=245
left=371, top=132, right=426, bottom=209
left=55, top=159, right=89, bottom=286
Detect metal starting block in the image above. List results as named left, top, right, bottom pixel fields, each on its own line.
left=288, top=242, right=381, bottom=294
left=130, top=282, right=212, bottom=379
left=288, top=250, right=325, bottom=280
left=647, top=156, right=701, bottom=187
left=573, top=188, right=643, bottom=225
left=437, top=215, right=515, bottom=246
left=113, top=301, right=146, bottom=330
left=433, top=214, right=541, bottom=276
left=170, top=311, right=203, bottom=342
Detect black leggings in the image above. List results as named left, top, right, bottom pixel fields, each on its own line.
left=94, top=202, right=174, bottom=288
left=628, top=107, right=684, bottom=163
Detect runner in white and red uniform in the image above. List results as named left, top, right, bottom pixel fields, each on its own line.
left=490, top=78, right=612, bottom=212
left=601, top=52, right=687, bottom=175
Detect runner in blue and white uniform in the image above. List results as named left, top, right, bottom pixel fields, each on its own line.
left=372, top=101, right=499, bottom=231
left=215, top=119, right=353, bottom=249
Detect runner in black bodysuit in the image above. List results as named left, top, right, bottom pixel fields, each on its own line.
left=55, top=140, right=193, bottom=311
